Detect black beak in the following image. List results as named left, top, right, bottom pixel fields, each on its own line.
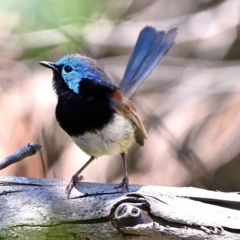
left=39, top=61, right=58, bottom=71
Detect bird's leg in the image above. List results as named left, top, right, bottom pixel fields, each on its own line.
left=66, top=156, right=95, bottom=199
left=117, top=152, right=129, bottom=193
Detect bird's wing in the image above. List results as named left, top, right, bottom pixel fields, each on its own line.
left=119, top=26, right=177, bottom=98
left=111, top=91, right=148, bottom=146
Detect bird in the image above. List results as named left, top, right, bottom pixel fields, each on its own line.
left=39, top=26, right=177, bottom=198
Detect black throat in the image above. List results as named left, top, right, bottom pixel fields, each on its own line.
left=54, top=77, right=117, bottom=137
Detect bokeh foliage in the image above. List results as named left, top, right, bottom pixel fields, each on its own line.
left=0, top=0, right=240, bottom=192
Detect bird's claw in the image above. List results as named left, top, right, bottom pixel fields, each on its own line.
left=116, top=175, right=129, bottom=194
left=65, top=180, right=74, bottom=199
left=65, top=174, right=84, bottom=199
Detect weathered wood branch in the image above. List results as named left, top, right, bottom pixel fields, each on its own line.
left=0, top=176, right=240, bottom=239
left=0, top=143, right=41, bottom=170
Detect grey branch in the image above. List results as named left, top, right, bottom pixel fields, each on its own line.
left=0, top=176, right=240, bottom=239
left=0, top=143, right=41, bottom=170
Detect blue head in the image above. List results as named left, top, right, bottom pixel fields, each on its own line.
left=39, top=54, right=116, bottom=95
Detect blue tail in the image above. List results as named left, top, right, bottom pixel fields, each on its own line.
left=119, top=26, right=177, bottom=98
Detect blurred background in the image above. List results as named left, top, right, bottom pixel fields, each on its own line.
left=0, top=0, right=240, bottom=192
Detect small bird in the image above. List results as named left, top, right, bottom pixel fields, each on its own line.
left=39, top=26, right=177, bottom=198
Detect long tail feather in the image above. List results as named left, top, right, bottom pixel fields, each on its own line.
left=119, top=26, right=177, bottom=98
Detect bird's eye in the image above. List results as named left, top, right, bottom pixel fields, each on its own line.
left=64, top=65, right=73, bottom=73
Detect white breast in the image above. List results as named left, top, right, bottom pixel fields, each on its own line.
left=72, top=113, right=135, bottom=157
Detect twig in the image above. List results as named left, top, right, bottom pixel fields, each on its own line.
left=0, top=143, right=42, bottom=170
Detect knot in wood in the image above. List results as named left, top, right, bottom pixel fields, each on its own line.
left=114, top=203, right=152, bottom=227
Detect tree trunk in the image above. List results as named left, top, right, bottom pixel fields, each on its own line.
left=0, top=176, right=240, bottom=239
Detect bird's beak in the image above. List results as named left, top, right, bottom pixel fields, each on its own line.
left=39, top=61, right=58, bottom=71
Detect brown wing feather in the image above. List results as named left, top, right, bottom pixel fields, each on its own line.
left=112, top=94, right=148, bottom=146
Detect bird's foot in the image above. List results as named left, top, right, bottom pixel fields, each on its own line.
left=116, top=175, right=129, bottom=194
left=65, top=175, right=84, bottom=199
